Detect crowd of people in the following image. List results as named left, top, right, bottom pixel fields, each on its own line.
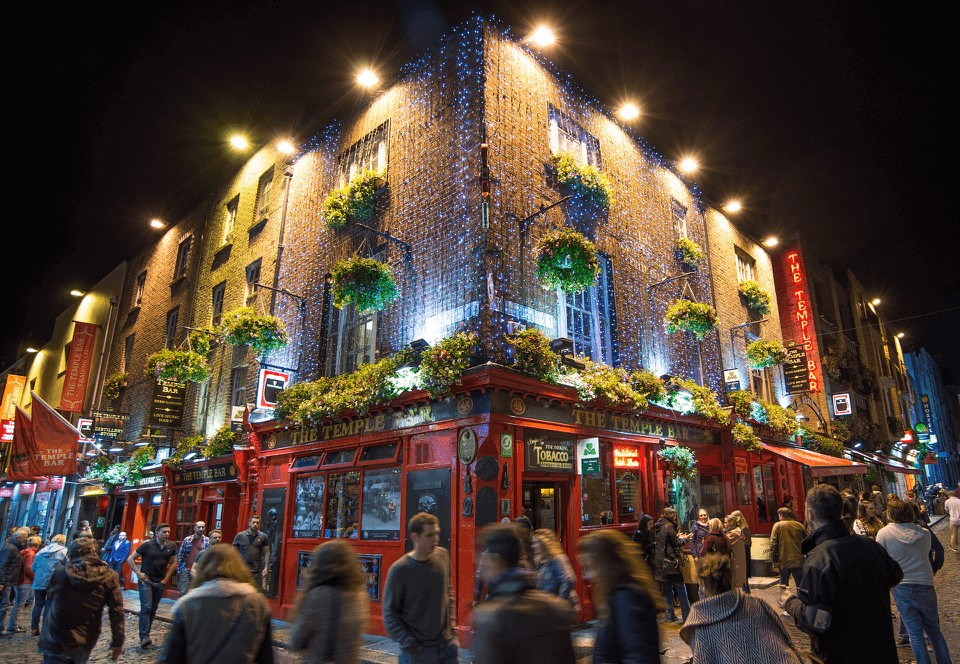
left=0, top=483, right=956, bottom=663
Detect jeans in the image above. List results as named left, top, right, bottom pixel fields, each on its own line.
left=661, top=580, right=691, bottom=621
left=399, top=640, right=460, bottom=664
left=0, top=585, right=15, bottom=632
left=779, top=567, right=802, bottom=588
left=41, top=648, right=94, bottom=664
left=32, top=589, right=52, bottom=632
left=891, top=583, right=953, bottom=664
left=7, top=583, right=30, bottom=630
left=138, top=579, right=165, bottom=641
left=178, top=570, right=192, bottom=596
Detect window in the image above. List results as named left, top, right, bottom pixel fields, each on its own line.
left=750, top=367, right=773, bottom=403
left=175, top=489, right=199, bottom=542
left=324, top=471, right=361, bottom=538
left=335, top=122, right=389, bottom=188
left=256, top=170, right=273, bottom=220
left=223, top=197, right=238, bottom=245
left=231, top=367, right=247, bottom=410
left=360, top=467, right=401, bottom=540
left=122, top=334, right=135, bottom=373
left=61, top=343, right=71, bottom=373
left=736, top=249, right=756, bottom=283
left=548, top=105, right=601, bottom=168
left=165, top=308, right=179, bottom=350
left=134, top=271, right=147, bottom=306
left=211, top=282, right=226, bottom=327
left=556, top=253, right=615, bottom=364
left=245, top=260, right=262, bottom=306
left=173, top=237, right=191, bottom=279
left=753, top=465, right=778, bottom=524
left=581, top=442, right=613, bottom=527
left=195, top=380, right=209, bottom=433
left=293, top=473, right=325, bottom=538
left=671, top=198, right=687, bottom=238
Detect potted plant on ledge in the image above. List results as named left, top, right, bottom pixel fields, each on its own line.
left=738, top=280, right=772, bottom=316
left=322, top=170, right=386, bottom=230
left=220, top=307, right=288, bottom=354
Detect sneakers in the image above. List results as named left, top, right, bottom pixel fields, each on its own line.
left=141, top=637, right=153, bottom=648
left=896, top=636, right=911, bottom=646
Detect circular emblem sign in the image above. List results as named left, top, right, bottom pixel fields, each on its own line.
left=458, top=428, right=478, bottom=465
left=267, top=435, right=277, bottom=449
left=510, top=398, right=526, bottom=415
left=458, top=397, right=474, bottom=415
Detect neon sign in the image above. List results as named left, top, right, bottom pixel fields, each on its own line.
left=613, top=446, right=641, bottom=468
left=786, top=252, right=821, bottom=393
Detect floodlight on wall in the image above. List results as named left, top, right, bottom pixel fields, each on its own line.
left=550, top=337, right=585, bottom=370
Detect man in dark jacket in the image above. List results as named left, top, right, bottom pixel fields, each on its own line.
left=785, top=484, right=903, bottom=664
left=39, top=537, right=124, bottom=661
left=840, top=489, right=858, bottom=533
left=0, top=526, right=29, bottom=636
left=472, top=524, right=575, bottom=664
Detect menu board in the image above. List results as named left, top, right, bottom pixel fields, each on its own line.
left=149, top=379, right=187, bottom=427
left=783, top=346, right=809, bottom=394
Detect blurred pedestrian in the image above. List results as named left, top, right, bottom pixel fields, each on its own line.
left=176, top=521, right=209, bottom=596
left=689, top=510, right=710, bottom=560
left=728, top=511, right=751, bottom=592
left=233, top=516, right=270, bottom=588
left=632, top=515, right=656, bottom=573
left=291, top=540, right=368, bottom=664
left=784, top=484, right=903, bottom=664
left=383, top=512, right=458, bottom=664
left=159, top=544, right=273, bottom=664
left=473, top=524, right=576, bottom=664
left=39, top=536, right=124, bottom=662
left=104, top=532, right=130, bottom=578
left=870, top=485, right=887, bottom=522
left=723, top=515, right=748, bottom=596
left=876, top=499, right=952, bottom=664
left=906, top=490, right=930, bottom=525
left=853, top=501, right=883, bottom=539
left=532, top=529, right=579, bottom=609
left=126, top=522, right=178, bottom=649
left=9, top=535, right=41, bottom=633
left=195, top=529, right=223, bottom=566
left=0, top=526, right=29, bottom=636
left=654, top=507, right=690, bottom=624
left=770, top=508, right=806, bottom=609
left=681, top=553, right=802, bottom=664
left=698, top=519, right=729, bottom=557
left=30, top=534, right=67, bottom=637
left=101, top=527, right=121, bottom=561
left=841, top=489, right=858, bottom=533
left=513, top=516, right=535, bottom=569
left=578, top=529, right=661, bottom=664
left=945, top=490, right=960, bottom=552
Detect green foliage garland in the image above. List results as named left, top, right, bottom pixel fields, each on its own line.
left=322, top=170, right=384, bottom=229
left=332, top=257, right=400, bottom=312
left=85, top=456, right=109, bottom=478
left=509, top=329, right=559, bottom=383
left=220, top=307, right=288, bottom=354
left=738, top=280, right=772, bottom=316
left=746, top=339, right=789, bottom=369
left=145, top=349, right=209, bottom=383
left=418, top=332, right=477, bottom=399
left=203, top=426, right=237, bottom=458
left=166, top=436, right=204, bottom=468
left=534, top=228, right=600, bottom=293
left=127, top=446, right=154, bottom=485
left=731, top=422, right=761, bottom=452
left=549, top=153, right=613, bottom=208
left=103, top=372, right=127, bottom=401
left=664, top=300, right=719, bottom=339
left=658, top=445, right=698, bottom=481
left=676, top=237, right=705, bottom=268
left=800, top=428, right=845, bottom=458
left=727, top=390, right=755, bottom=420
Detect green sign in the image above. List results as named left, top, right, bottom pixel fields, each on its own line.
left=500, top=433, right=513, bottom=458
left=577, top=438, right=601, bottom=475
left=914, top=422, right=929, bottom=434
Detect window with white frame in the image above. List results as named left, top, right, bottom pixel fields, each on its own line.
left=335, top=122, right=389, bottom=189
left=556, top=253, right=616, bottom=364
left=245, top=259, right=262, bottom=306
left=256, top=170, right=273, bottom=220
left=165, top=307, right=179, bottom=350
left=196, top=380, right=209, bottom=433
left=211, top=282, right=226, bottom=327
left=223, top=197, right=238, bottom=245
left=333, top=304, right=377, bottom=375
left=736, top=249, right=756, bottom=283
left=671, top=198, right=687, bottom=239
left=750, top=366, right=773, bottom=403
left=134, top=271, right=147, bottom=306
left=231, top=367, right=248, bottom=409
left=173, top=236, right=191, bottom=279
left=548, top=105, right=602, bottom=168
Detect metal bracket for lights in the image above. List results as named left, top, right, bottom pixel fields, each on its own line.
left=353, top=222, right=413, bottom=263
left=518, top=196, right=573, bottom=240
left=253, top=283, right=306, bottom=314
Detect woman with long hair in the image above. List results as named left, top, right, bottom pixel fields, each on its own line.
left=698, top=519, right=730, bottom=557
left=159, top=544, right=273, bottom=664
left=728, top=511, right=751, bottom=593
left=578, top=529, right=661, bottom=664
left=290, top=540, right=369, bottom=664
left=632, top=515, right=656, bottom=573
left=853, top=500, right=884, bottom=539
left=689, top=509, right=710, bottom=560
left=532, top=529, right=579, bottom=609
left=723, top=515, right=748, bottom=594
left=654, top=507, right=691, bottom=624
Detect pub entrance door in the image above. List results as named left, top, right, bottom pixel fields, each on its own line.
left=522, top=481, right=567, bottom=542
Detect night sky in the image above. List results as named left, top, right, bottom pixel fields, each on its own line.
left=9, top=1, right=958, bottom=382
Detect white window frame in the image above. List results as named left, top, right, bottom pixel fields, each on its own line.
left=245, top=259, right=262, bottom=307
left=555, top=254, right=614, bottom=365
left=211, top=282, right=226, bottom=327
left=196, top=380, right=209, bottom=434
left=749, top=366, right=773, bottom=403
left=671, top=198, right=688, bottom=239
left=548, top=105, right=601, bottom=168
left=336, top=122, right=389, bottom=189
left=134, top=271, right=147, bottom=306
left=173, top=237, right=191, bottom=279
left=334, top=303, right=378, bottom=375
left=223, top=197, right=238, bottom=245
left=231, top=367, right=247, bottom=409
left=736, top=249, right=756, bottom=283
left=256, top=170, right=273, bottom=220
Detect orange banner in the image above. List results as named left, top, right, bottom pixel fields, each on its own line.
left=1, top=374, right=26, bottom=421
left=60, top=322, right=99, bottom=412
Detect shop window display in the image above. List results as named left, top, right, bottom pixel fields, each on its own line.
left=581, top=442, right=613, bottom=526
left=293, top=474, right=325, bottom=538
left=361, top=467, right=401, bottom=541
left=753, top=465, right=777, bottom=524
left=325, top=471, right=361, bottom=538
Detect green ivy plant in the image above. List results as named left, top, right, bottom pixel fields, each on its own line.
left=203, top=426, right=237, bottom=458
left=220, top=307, right=288, bottom=354
left=322, top=170, right=385, bottom=230
left=509, top=329, right=559, bottom=383
left=799, top=427, right=845, bottom=458
left=731, top=422, right=761, bottom=452
left=166, top=436, right=204, bottom=468
left=746, top=339, right=789, bottom=369
left=127, top=446, right=154, bottom=485
left=664, top=300, right=719, bottom=339
left=418, top=332, right=477, bottom=399
left=332, top=257, right=400, bottom=312
left=534, top=228, right=600, bottom=293
left=657, top=445, right=698, bottom=481
left=85, top=456, right=110, bottom=479
left=145, top=349, right=210, bottom=383
left=676, top=237, right=705, bottom=269
left=738, top=280, right=772, bottom=316
left=102, top=372, right=127, bottom=401
left=549, top=153, right=613, bottom=208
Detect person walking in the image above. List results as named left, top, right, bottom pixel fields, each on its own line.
left=532, top=529, right=579, bottom=609
left=698, top=519, right=729, bottom=556
left=30, top=534, right=68, bottom=636
left=383, top=512, right=458, bottom=664
left=0, top=526, right=29, bottom=637
left=680, top=553, right=802, bottom=664
left=723, top=515, right=748, bottom=596
left=290, top=540, right=368, bottom=664
left=159, top=544, right=273, bottom=664
left=578, top=529, right=661, bottom=664
left=770, top=508, right=806, bottom=609
left=632, top=515, right=656, bottom=574
left=784, top=484, right=903, bottom=664
left=654, top=507, right=690, bottom=624
left=906, top=490, right=930, bottom=525
left=945, top=489, right=960, bottom=553
left=728, top=511, right=751, bottom=592
left=9, top=535, right=41, bottom=634
left=233, top=516, right=270, bottom=588
left=871, top=484, right=887, bottom=522
left=688, top=510, right=710, bottom=561
left=841, top=488, right=858, bottom=533
left=126, top=522, right=178, bottom=649
left=853, top=501, right=884, bottom=539
left=175, top=521, right=209, bottom=596
left=473, top=524, right=576, bottom=664
left=104, top=532, right=130, bottom=578
left=876, top=499, right=953, bottom=664
left=100, top=527, right=121, bottom=561
left=39, top=536, right=124, bottom=662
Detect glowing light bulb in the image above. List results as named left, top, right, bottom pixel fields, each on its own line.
left=357, top=69, right=379, bottom=87
left=763, top=237, right=779, bottom=247
left=277, top=140, right=295, bottom=154
left=724, top=200, right=742, bottom=212
left=531, top=27, right=555, bottom=47
left=230, top=135, right=249, bottom=150
left=679, top=158, right=698, bottom=173
left=619, top=103, right=640, bottom=120
left=150, top=219, right=165, bottom=229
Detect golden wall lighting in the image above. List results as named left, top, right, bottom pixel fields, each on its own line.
left=357, top=69, right=379, bottom=87
left=150, top=219, right=165, bottom=229
left=678, top=157, right=698, bottom=173
left=618, top=103, right=640, bottom=120
left=277, top=140, right=295, bottom=154
left=763, top=237, right=779, bottom=247
left=230, top=135, right=249, bottom=150
left=531, top=26, right=556, bottom=47
left=723, top=200, right=742, bottom=213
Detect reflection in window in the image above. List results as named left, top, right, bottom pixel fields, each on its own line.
left=557, top=254, right=615, bottom=364
left=753, top=465, right=777, bottom=524
left=581, top=443, right=613, bottom=526
left=361, top=467, right=401, bottom=540
left=323, top=449, right=357, bottom=466
left=615, top=469, right=640, bottom=522
left=360, top=443, right=397, bottom=463
left=325, top=472, right=360, bottom=538
left=293, top=474, right=325, bottom=538
left=667, top=473, right=724, bottom=532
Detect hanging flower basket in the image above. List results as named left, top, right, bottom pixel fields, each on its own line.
left=739, top=280, right=772, bottom=316
left=145, top=348, right=210, bottom=383
left=534, top=228, right=600, bottom=293
left=322, top=170, right=385, bottom=230
left=675, top=237, right=705, bottom=270
left=549, top=153, right=613, bottom=208
left=664, top=300, right=718, bottom=339
left=418, top=332, right=477, bottom=400
left=657, top=445, right=698, bottom=481
left=102, top=372, right=127, bottom=401
left=220, top=307, right=288, bottom=354
left=332, top=257, right=400, bottom=312
left=746, top=339, right=789, bottom=369
left=731, top=422, right=761, bottom=452
left=188, top=328, right=216, bottom=355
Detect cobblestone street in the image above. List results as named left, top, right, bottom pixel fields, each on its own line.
left=1, top=518, right=956, bottom=663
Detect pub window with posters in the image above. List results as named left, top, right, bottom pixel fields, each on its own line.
left=324, top=471, right=361, bottom=538
left=360, top=467, right=401, bottom=541
left=293, top=473, right=325, bottom=538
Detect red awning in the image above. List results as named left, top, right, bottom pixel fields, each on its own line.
left=760, top=442, right=867, bottom=477
left=881, top=458, right=921, bottom=476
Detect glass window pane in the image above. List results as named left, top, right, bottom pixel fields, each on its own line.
left=360, top=443, right=397, bottom=462
left=615, top=469, right=640, bottom=522
left=360, top=467, right=401, bottom=540
left=293, top=474, right=325, bottom=538
left=324, top=472, right=360, bottom=538
left=581, top=443, right=613, bottom=527
left=322, top=449, right=356, bottom=466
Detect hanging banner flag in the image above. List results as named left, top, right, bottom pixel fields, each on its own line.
left=60, top=322, right=99, bottom=412
left=1, top=375, right=27, bottom=442
left=7, top=406, right=37, bottom=480
left=31, top=392, right=79, bottom=476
